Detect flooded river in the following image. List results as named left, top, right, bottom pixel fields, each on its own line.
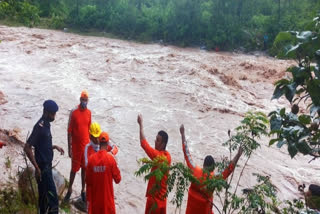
left=0, top=25, right=319, bottom=213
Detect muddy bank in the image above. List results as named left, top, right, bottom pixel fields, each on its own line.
left=0, top=25, right=319, bottom=213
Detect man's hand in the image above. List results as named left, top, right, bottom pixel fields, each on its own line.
left=180, top=124, right=185, bottom=136
left=53, top=145, right=65, bottom=155
left=0, top=142, right=6, bottom=149
left=138, top=114, right=146, bottom=142
left=35, top=167, right=42, bottom=182
left=137, top=114, right=143, bottom=126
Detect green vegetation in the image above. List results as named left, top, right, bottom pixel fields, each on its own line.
left=0, top=164, right=37, bottom=214
left=269, top=13, right=320, bottom=159
left=1, top=0, right=320, bottom=50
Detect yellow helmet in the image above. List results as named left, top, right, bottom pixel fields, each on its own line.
left=89, top=122, right=102, bottom=138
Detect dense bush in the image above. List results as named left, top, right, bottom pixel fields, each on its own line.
left=0, top=1, right=12, bottom=19
left=16, top=1, right=40, bottom=27
left=49, top=14, right=66, bottom=29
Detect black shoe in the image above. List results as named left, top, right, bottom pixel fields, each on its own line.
left=63, top=191, right=72, bottom=203
left=74, top=197, right=87, bottom=212
left=81, top=191, right=86, bottom=202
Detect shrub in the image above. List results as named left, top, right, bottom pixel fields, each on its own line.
left=0, top=1, right=13, bottom=19
left=49, top=14, right=66, bottom=29
left=17, top=1, right=40, bottom=27
left=270, top=31, right=296, bottom=58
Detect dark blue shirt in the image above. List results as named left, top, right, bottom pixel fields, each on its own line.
left=27, top=117, right=53, bottom=166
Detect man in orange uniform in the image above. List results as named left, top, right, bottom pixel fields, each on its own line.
left=84, top=124, right=119, bottom=168
left=84, top=124, right=118, bottom=212
left=137, top=114, right=171, bottom=214
left=86, top=132, right=121, bottom=214
left=179, top=124, right=243, bottom=214
left=64, top=90, right=92, bottom=202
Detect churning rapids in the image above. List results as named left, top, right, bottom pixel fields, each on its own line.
left=0, top=25, right=319, bottom=213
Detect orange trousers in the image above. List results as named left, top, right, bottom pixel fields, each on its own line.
left=145, top=197, right=166, bottom=214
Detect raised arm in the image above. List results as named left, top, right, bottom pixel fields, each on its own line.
left=221, top=146, right=243, bottom=179
left=137, top=114, right=146, bottom=142
left=137, top=114, right=159, bottom=159
left=180, top=125, right=196, bottom=170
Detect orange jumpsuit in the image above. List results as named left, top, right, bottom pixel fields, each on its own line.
left=68, top=105, right=91, bottom=173
left=84, top=141, right=119, bottom=213
left=86, top=150, right=121, bottom=214
left=141, top=139, right=171, bottom=214
left=182, top=141, right=234, bottom=214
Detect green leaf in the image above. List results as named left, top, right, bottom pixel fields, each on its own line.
left=289, top=66, right=308, bottom=85
left=310, top=105, right=320, bottom=116
left=288, top=144, right=298, bottom=158
left=269, top=138, right=279, bottom=146
left=272, top=85, right=285, bottom=100
left=270, top=116, right=282, bottom=131
left=307, top=79, right=320, bottom=106
left=276, top=139, right=286, bottom=148
left=298, top=115, right=311, bottom=125
left=285, top=82, right=297, bottom=103
left=296, top=141, right=312, bottom=155
left=268, top=111, right=277, bottom=117
left=296, top=31, right=313, bottom=40
left=280, top=108, right=286, bottom=117
left=286, top=43, right=301, bottom=55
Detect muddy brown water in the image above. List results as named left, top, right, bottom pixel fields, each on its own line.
left=0, top=25, right=319, bottom=213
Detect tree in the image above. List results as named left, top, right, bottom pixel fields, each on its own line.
left=269, top=13, right=320, bottom=160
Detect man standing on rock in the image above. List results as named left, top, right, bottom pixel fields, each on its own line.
left=137, top=114, right=171, bottom=214
left=24, top=100, right=64, bottom=214
left=64, top=90, right=91, bottom=202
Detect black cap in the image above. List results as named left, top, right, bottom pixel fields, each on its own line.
left=43, top=100, right=59, bottom=113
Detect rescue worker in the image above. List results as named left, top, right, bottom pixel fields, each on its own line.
left=83, top=122, right=101, bottom=213
left=84, top=124, right=119, bottom=169
left=179, top=124, right=243, bottom=214
left=24, top=100, right=64, bottom=214
left=84, top=122, right=101, bottom=168
left=84, top=125, right=119, bottom=213
left=86, top=131, right=121, bottom=214
left=64, top=90, right=92, bottom=202
left=137, top=114, right=171, bottom=214
left=0, top=141, right=6, bottom=148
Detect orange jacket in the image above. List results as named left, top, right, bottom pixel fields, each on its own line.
left=141, top=139, right=171, bottom=209
left=68, top=106, right=91, bottom=150
left=86, top=150, right=121, bottom=214
left=182, top=141, right=234, bottom=214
